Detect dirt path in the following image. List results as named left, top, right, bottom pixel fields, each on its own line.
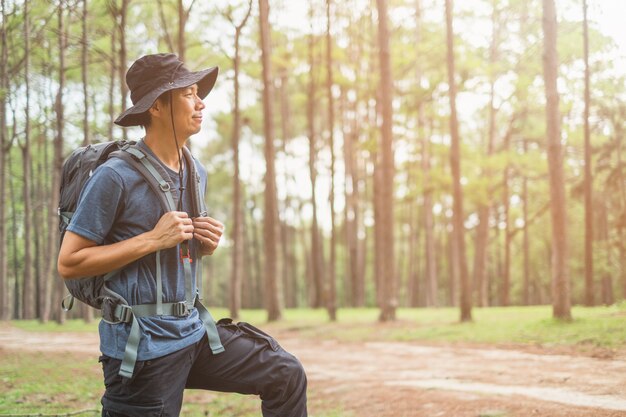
left=2, top=326, right=626, bottom=416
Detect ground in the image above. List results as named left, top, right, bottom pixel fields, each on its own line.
left=2, top=324, right=626, bottom=417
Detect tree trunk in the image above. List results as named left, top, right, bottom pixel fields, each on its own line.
left=44, top=1, right=67, bottom=323
left=502, top=136, right=511, bottom=306
left=278, top=70, right=298, bottom=309
left=227, top=0, right=252, bottom=320
left=80, top=0, right=93, bottom=322
left=115, top=0, right=129, bottom=142
left=9, top=151, right=19, bottom=319
left=34, top=130, right=45, bottom=318
left=445, top=0, right=471, bottom=321
left=598, top=198, right=613, bottom=305
left=473, top=0, right=499, bottom=308
left=583, top=0, right=594, bottom=306
left=416, top=0, right=437, bottom=308
left=325, top=0, right=337, bottom=321
left=522, top=140, right=531, bottom=305
left=542, top=0, right=571, bottom=320
left=307, top=4, right=324, bottom=309
left=258, top=0, right=281, bottom=321
left=177, top=0, right=186, bottom=62
left=376, top=0, right=396, bottom=322
left=21, top=0, right=35, bottom=320
left=0, top=0, right=7, bottom=320
left=82, top=0, right=90, bottom=147
left=108, top=25, right=116, bottom=139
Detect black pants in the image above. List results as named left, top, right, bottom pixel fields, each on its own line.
left=100, top=319, right=307, bottom=417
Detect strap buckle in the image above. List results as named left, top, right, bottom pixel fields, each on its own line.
left=173, top=301, right=190, bottom=317
left=102, top=298, right=133, bottom=325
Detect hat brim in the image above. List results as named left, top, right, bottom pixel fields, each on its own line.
left=114, top=66, right=219, bottom=127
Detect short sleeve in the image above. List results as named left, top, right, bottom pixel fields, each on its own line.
left=66, top=165, right=125, bottom=245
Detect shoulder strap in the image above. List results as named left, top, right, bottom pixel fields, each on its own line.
left=110, top=146, right=177, bottom=213
left=181, top=146, right=206, bottom=218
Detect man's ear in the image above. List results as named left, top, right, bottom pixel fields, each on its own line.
left=148, top=100, right=161, bottom=118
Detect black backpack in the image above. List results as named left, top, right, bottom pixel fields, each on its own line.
left=57, top=140, right=225, bottom=379
left=58, top=139, right=206, bottom=311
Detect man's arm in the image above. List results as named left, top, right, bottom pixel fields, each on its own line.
left=58, top=211, right=195, bottom=279
left=192, top=216, right=224, bottom=256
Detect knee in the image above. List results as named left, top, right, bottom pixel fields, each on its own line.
left=283, top=354, right=307, bottom=390
left=266, top=352, right=307, bottom=395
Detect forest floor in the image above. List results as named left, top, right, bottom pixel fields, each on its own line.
left=2, top=322, right=626, bottom=417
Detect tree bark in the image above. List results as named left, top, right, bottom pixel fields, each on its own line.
left=226, top=0, right=252, bottom=320
left=44, top=1, right=67, bottom=323
left=81, top=0, right=93, bottom=322
left=522, top=140, right=531, bottom=305
left=325, top=0, right=337, bottom=321
left=113, top=0, right=129, bottom=142
left=307, top=4, right=325, bottom=309
left=473, top=0, right=499, bottom=308
left=445, top=0, right=471, bottom=321
left=583, top=0, right=594, bottom=306
left=108, top=24, right=116, bottom=139
left=0, top=0, right=7, bottom=320
left=542, top=0, right=571, bottom=320
left=376, top=0, right=396, bottom=322
left=258, top=0, right=281, bottom=321
left=278, top=70, right=298, bottom=309
left=21, top=0, right=35, bottom=320
left=416, top=0, right=438, bottom=308
left=501, top=136, right=511, bottom=306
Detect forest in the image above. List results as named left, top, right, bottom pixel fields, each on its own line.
left=0, top=0, right=624, bottom=324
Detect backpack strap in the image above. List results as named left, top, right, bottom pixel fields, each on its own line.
left=108, top=145, right=223, bottom=379
left=181, top=147, right=207, bottom=218
left=114, top=146, right=177, bottom=212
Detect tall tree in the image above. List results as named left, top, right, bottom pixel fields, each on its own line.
left=376, top=0, right=396, bottom=322
left=21, top=0, right=35, bottom=320
left=0, top=0, right=8, bottom=320
left=44, top=0, right=68, bottom=323
left=416, top=0, right=438, bottom=307
left=582, top=0, right=594, bottom=306
left=258, top=0, right=281, bottom=321
left=110, top=0, right=129, bottom=141
left=473, top=0, right=499, bottom=308
left=542, top=0, right=571, bottom=320
left=81, top=0, right=93, bottom=322
left=81, top=0, right=89, bottom=147
left=307, top=4, right=325, bottom=309
left=325, top=0, right=337, bottom=321
left=224, top=0, right=253, bottom=320
left=445, top=0, right=471, bottom=321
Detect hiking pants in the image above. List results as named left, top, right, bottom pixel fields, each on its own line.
left=99, top=319, right=307, bottom=417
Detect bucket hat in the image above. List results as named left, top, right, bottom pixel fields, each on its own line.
left=114, top=53, right=218, bottom=127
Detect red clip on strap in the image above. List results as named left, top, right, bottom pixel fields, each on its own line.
left=180, top=243, right=193, bottom=263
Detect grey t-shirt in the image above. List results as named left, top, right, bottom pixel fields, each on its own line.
left=67, top=142, right=207, bottom=361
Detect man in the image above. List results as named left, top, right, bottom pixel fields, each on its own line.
left=57, top=53, right=307, bottom=417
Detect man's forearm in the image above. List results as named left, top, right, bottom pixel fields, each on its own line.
left=58, top=231, right=162, bottom=279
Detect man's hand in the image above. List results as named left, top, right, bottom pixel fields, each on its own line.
left=150, top=211, right=194, bottom=250
left=192, top=216, right=224, bottom=255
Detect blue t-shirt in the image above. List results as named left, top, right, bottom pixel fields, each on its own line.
left=67, top=141, right=207, bottom=361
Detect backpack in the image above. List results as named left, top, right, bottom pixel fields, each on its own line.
left=58, top=139, right=205, bottom=311
left=57, top=139, right=224, bottom=379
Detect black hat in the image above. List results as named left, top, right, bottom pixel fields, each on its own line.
left=114, top=53, right=218, bottom=127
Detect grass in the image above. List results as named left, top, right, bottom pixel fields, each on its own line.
left=10, top=304, right=626, bottom=348
left=3, top=304, right=626, bottom=415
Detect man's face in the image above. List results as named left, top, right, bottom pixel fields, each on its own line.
left=163, top=84, right=205, bottom=138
